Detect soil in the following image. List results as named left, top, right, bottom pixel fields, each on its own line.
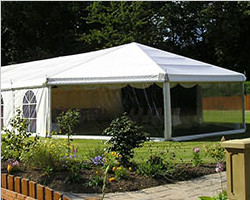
left=1, top=162, right=219, bottom=194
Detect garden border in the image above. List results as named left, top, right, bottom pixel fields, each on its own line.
left=1, top=173, right=71, bottom=200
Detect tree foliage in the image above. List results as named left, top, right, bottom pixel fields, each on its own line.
left=1, top=1, right=250, bottom=79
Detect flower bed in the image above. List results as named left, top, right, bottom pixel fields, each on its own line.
left=1, top=161, right=218, bottom=193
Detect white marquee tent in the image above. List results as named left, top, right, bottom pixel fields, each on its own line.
left=1, top=42, right=246, bottom=140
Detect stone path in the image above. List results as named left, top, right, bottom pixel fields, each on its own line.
left=65, top=172, right=226, bottom=200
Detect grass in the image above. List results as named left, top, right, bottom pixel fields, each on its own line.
left=203, top=110, right=243, bottom=123
left=70, top=139, right=220, bottom=164
left=246, top=111, right=250, bottom=124
left=203, top=110, right=250, bottom=124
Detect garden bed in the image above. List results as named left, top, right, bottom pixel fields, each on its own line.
left=1, top=162, right=218, bottom=194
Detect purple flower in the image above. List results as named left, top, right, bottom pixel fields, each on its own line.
left=91, top=155, right=105, bottom=165
left=12, top=160, right=20, bottom=166
left=6, top=159, right=19, bottom=166
left=215, top=162, right=224, bottom=173
left=193, top=147, right=200, bottom=153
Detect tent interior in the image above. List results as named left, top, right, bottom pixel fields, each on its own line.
left=50, top=82, right=244, bottom=138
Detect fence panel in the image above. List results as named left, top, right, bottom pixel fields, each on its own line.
left=1, top=173, right=72, bottom=200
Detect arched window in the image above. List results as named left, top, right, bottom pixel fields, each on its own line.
left=23, top=90, right=37, bottom=132
left=1, top=95, right=4, bottom=128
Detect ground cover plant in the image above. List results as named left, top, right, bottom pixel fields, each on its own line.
left=1, top=111, right=250, bottom=194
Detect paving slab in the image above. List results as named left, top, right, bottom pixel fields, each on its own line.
left=65, top=172, right=226, bottom=200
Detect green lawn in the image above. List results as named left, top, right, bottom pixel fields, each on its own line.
left=71, top=139, right=219, bottom=164
left=246, top=111, right=250, bottom=124
left=203, top=110, right=244, bottom=124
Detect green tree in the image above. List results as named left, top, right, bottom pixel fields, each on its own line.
left=57, top=109, right=80, bottom=154
left=202, top=2, right=250, bottom=78
left=1, top=1, right=89, bottom=66
left=79, top=1, right=164, bottom=50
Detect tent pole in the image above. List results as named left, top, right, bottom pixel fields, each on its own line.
left=242, top=82, right=246, bottom=130
left=163, top=82, right=172, bottom=140
left=47, top=86, right=52, bottom=137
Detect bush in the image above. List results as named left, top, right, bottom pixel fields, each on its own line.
left=20, top=138, right=68, bottom=171
left=2, top=109, right=39, bottom=160
left=103, top=113, right=148, bottom=165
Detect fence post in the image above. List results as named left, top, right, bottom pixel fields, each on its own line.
left=221, top=138, right=250, bottom=200
left=45, top=187, right=53, bottom=200
left=37, top=184, right=45, bottom=200
left=8, top=175, right=14, bottom=191
left=29, top=181, right=36, bottom=198
left=21, top=178, right=29, bottom=196
left=2, top=173, right=8, bottom=189
left=14, top=176, right=21, bottom=193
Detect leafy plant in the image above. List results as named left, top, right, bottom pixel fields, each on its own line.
left=199, top=190, right=227, bottom=200
left=114, top=166, right=128, bottom=179
left=64, top=161, right=82, bottom=183
left=57, top=109, right=80, bottom=154
left=103, top=113, right=148, bottom=165
left=137, top=154, right=175, bottom=181
left=41, top=166, right=54, bottom=185
left=86, top=172, right=103, bottom=188
left=103, top=151, right=120, bottom=171
left=20, top=138, right=68, bottom=171
left=2, top=109, right=39, bottom=160
left=203, top=143, right=226, bottom=163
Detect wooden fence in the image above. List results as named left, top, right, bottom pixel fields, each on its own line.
left=1, top=173, right=71, bottom=200
left=202, top=95, right=250, bottom=110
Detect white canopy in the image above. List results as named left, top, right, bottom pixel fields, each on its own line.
left=1, top=42, right=246, bottom=90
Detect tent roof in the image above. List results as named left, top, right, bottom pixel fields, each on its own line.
left=1, top=42, right=246, bottom=90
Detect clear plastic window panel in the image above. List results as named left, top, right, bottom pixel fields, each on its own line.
left=171, top=82, right=244, bottom=137
left=23, top=90, right=37, bottom=133
left=52, top=84, right=164, bottom=137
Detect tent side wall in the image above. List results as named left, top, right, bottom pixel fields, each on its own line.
left=170, top=82, right=245, bottom=141
left=1, top=91, right=14, bottom=127
left=1, top=87, right=49, bottom=137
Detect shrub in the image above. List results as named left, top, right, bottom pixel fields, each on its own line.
left=20, top=138, right=68, bottom=171
left=2, top=109, right=39, bottom=160
left=103, top=113, right=148, bottom=165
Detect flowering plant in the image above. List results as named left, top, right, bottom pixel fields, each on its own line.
left=103, top=151, right=120, bottom=170
left=6, top=159, right=20, bottom=173
left=91, top=155, right=105, bottom=165
left=192, top=147, right=202, bottom=166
